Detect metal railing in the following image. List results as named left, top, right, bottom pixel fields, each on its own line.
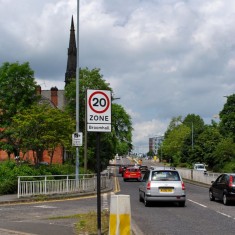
left=17, top=174, right=110, bottom=198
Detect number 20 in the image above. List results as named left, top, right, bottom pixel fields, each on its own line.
left=93, top=98, right=106, bottom=107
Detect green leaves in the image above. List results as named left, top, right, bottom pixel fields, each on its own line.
left=0, top=62, right=38, bottom=126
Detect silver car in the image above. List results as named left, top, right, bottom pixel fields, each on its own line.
left=139, top=167, right=186, bottom=207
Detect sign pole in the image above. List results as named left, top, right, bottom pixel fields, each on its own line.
left=96, top=132, right=101, bottom=235
left=86, top=89, right=111, bottom=234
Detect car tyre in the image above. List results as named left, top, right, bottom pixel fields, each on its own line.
left=144, top=194, right=150, bottom=207
left=139, top=192, right=143, bottom=202
left=223, top=194, right=229, bottom=205
left=178, top=201, right=185, bottom=207
left=209, top=191, right=215, bottom=201
left=123, top=178, right=126, bottom=182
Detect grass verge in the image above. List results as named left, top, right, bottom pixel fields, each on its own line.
left=49, top=210, right=110, bottom=235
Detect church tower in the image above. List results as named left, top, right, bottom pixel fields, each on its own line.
left=65, top=16, right=77, bottom=86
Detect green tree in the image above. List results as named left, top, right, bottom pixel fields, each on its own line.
left=112, top=103, right=133, bottom=155
left=161, top=124, right=190, bottom=164
left=219, top=94, right=235, bottom=140
left=213, top=137, right=235, bottom=171
left=181, top=114, right=205, bottom=163
left=195, top=125, right=222, bottom=168
left=9, top=104, right=75, bottom=164
left=0, top=62, right=38, bottom=126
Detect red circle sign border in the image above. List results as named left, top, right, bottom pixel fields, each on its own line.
left=88, top=91, right=110, bottom=114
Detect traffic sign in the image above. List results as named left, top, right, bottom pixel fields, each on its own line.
left=72, top=132, right=83, bottom=146
left=87, top=89, right=111, bottom=132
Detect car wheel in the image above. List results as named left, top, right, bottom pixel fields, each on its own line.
left=223, top=194, right=229, bottom=205
left=144, top=194, right=150, bottom=207
left=209, top=191, right=215, bottom=201
left=123, top=178, right=126, bottom=182
left=139, top=192, right=143, bottom=202
left=178, top=201, right=185, bottom=207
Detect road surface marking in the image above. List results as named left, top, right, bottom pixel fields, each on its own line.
left=188, top=199, right=207, bottom=208
left=216, top=211, right=231, bottom=218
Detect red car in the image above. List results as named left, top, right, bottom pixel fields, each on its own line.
left=123, top=167, right=142, bottom=182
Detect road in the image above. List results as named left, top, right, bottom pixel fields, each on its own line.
left=0, top=194, right=109, bottom=235
left=0, top=157, right=235, bottom=234
left=116, top=157, right=235, bottom=235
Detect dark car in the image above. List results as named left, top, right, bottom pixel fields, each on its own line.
left=139, top=165, right=148, bottom=173
left=209, top=173, right=235, bottom=205
left=119, top=165, right=127, bottom=176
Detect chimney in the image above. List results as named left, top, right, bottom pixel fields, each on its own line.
left=51, top=87, right=58, bottom=107
left=36, top=85, right=41, bottom=95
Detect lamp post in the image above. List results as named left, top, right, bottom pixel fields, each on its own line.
left=75, top=0, right=80, bottom=183
left=191, top=122, right=194, bottom=150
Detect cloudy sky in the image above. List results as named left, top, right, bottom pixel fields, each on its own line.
left=1, top=0, right=235, bottom=153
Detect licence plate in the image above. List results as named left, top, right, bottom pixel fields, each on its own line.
left=160, top=188, right=173, bottom=193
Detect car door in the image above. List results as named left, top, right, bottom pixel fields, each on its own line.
left=212, top=174, right=226, bottom=199
left=139, top=170, right=149, bottom=197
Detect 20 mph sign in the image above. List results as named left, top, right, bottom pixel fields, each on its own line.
left=87, top=89, right=111, bottom=132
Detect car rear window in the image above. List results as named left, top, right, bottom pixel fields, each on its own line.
left=151, top=171, right=180, bottom=181
left=127, top=168, right=140, bottom=172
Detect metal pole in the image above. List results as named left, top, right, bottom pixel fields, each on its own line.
left=191, top=122, right=194, bottom=150
left=96, top=132, right=101, bottom=235
left=84, top=91, right=87, bottom=173
left=76, top=0, right=80, bottom=183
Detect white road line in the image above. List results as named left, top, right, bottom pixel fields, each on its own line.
left=189, top=200, right=234, bottom=219
left=102, top=193, right=109, bottom=211
left=216, top=211, right=232, bottom=218
left=188, top=199, right=207, bottom=208
left=33, top=205, right=57, bottom=209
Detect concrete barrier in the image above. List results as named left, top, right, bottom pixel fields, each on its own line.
left=109, top=195, right=131, bottom=235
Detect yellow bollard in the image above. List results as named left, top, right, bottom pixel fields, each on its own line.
left=109, top=195, right=131, bottom=235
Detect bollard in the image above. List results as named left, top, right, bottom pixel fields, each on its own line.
left=109, top=195, right=131, bottom=235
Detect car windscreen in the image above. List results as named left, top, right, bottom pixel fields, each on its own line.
left=151, top=171, right=180, bottom=181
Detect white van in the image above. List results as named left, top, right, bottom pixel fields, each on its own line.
left=194, top=163, right=207, bottom=174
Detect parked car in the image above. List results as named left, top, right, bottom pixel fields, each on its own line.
left=139, top=167, right=186, bottom=207
left=123, top=167, right=142, bottom=182
left=209, top=173, right=235, bottom=205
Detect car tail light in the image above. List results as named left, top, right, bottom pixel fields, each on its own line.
left=146, top=181, right=151, bottom=190
left=181, top=181, right=185, bottom=190
left=229, top=176, right=233, bottom=188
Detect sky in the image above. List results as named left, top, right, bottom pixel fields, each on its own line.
left=1, top=0, right=235, bottom=154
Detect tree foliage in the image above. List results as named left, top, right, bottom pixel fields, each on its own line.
left=219, top=94, right=235, bottom=140
left=0, top=62, right=38, bottom=127
left=9, top=104, right=75, bottom=164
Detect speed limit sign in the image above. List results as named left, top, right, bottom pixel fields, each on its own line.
left=87, top=89, right=111, bottom=132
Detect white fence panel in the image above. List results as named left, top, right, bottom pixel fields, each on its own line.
left=18, top=174, right=109, bottom=198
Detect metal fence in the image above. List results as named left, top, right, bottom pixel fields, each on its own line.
left=17, top=174, right=110, bottom=198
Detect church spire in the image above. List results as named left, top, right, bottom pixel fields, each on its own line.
left=65, top=16, right=77, bottom=86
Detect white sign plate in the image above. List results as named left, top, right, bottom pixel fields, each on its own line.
left=87, top=89, right=111, bottom=132
left=72, top=132, right=83, bottom=146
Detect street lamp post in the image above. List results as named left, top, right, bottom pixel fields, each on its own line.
left=75, top=0, right=80, bottom=183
